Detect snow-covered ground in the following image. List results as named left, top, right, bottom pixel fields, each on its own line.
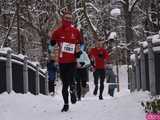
left=0, top=65, right=149, bottom=120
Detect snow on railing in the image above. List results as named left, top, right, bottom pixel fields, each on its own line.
left=130, top=34, right=160, bottom=95
left=0, top=48, right=48, bottom=95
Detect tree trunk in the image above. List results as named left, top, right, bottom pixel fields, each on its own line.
left=40, top=32, right=48, bottom=68
left=123, top=1, right=133, bottom=80
left=124, top=3, right=133, bottom=44
left=16, top=1, right=21, bottom=54
left=59, top=0, right=65, bottom=8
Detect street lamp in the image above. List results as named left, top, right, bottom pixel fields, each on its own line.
left=110, top=8, right=121, bottom=92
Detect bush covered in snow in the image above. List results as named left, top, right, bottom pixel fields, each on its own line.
left=141, top=97, right=160, bottom=113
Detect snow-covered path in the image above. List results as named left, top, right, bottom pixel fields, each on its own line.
left=0, top=91, right=148, bottom=120
left=0, top=65, right=149, bottom=120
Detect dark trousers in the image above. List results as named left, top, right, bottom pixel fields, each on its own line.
left=93, top=69, right=105, bottom=96
left=48, top=80, right=55, bottom=93
left=59, top=63, right=76, bottom=105
left=76, top=68, right=88, bottom=99
left=108, top=87, right=115, bottom=97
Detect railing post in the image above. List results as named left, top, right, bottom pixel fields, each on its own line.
left=131, top=60, right=136, bottom=91
left=140, top=45, right=147, bottom=91
left=23, top=56, right=28, bottom=93
left=148, top=39, right=156, bottom=96
left=45, top=71, right=49, bottom=95
left=135, top=51, right=141, bottom=91
left=35, top=64, right=40, bottom=95
left=6, top=50, right=12, bottom=93
left=128, top=66, right=132, bottom=91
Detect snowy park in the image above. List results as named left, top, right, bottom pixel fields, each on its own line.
left=1, top=0, right=160, bottom=120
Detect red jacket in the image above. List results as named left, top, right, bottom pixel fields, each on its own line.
left=89, top=47, right=109, bottom=69
left=51, top=20, right=82, bottom=64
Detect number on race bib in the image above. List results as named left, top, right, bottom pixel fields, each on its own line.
left=61, top=42, right=75, bottom=54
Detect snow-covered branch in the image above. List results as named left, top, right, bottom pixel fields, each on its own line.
left=116, top=0, right=126, bottom=5
left=135, top=5, right=147, bottom=16
left=129, top=0, right=140, bottom=12
left=0, top=25, right=8, bottom=31
left=20, top=16, right=40, bottom=34
left=1, top=12, right=16, bottom=48
left=82, top=0, right=98, bottom=40
left=86, top=2, right=100, bottom=13
left=72, top=8, right=84, bottom=14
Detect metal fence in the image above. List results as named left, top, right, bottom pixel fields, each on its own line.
left=129, top=38, right=160, bottom=96
left=0, top=49, right=49, bottom=95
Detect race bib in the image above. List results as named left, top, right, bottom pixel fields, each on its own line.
left=61, top=42, right=75, bottom=54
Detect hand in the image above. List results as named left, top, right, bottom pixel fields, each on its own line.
left=98, top=53, right=104, bottom=59
left=76, top=51, right=82, bottom=58
left=90, top=66, right=95, bottom=72
left=79, top=62, right=85, bottom=66
left=77, top=62, right=81, bottom=68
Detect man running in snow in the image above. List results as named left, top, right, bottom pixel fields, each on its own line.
left=50, top=12, right=82, bottom=112
left=89, top=40, right=109, bottom=100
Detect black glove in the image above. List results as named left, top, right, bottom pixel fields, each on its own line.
left=50, top=40, right=56, bottom=46
left=98, top=52, right=104, bottom=59
left=79, top=62, right=85, bottom=66
left=76, top=51, right=82, bottom=58
left=90, top=60, right=95, bottom=67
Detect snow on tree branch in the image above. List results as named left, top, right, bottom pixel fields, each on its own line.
left=117, top=0, right=126, bottom=5
left=129, top=0, right=139, bottom=12
left=135, top=5, right=147, bottom=16
left=86, top=2, right=100, bottom=13
left=20, top=16, right=40, bottom=34
left=132, top=25, right=143, bottom=36
left=72, top=8, right=84, bottom=14
left=89, top=18, right=98, bottom=32
left=82, top=0, right=98, bottom=40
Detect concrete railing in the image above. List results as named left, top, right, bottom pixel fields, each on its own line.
left=129, top=35, right=160, bottom=96
left=0, top=48, right=49, bottom=95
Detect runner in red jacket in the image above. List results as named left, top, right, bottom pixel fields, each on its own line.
left=89, top=40, right=109, bottom=100
left=50, top=12, right=82, bottom=112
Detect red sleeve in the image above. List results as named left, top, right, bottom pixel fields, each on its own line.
left=52, top=31, right=57, bottom=42
left=89, top=48, right=93, bottom=57
left=89, top=48, right=95, bottom=59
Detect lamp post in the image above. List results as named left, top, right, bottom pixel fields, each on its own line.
left=110, top=8, right=121, bottom=92
left=16, top=0, right=20, bottom=54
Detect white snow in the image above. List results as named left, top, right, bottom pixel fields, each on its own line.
left=110, top=8, right=121, bottom=17
left=134, top=48, right=140, bottom=53
left=108, top=32, right=117, bottom=40
left=117, top=0, right=126, bottom=5
left=28, top=61, right=40, bottom=67
left=137, top=34, right=160, bottom=49
left=153, top=46, right=160, bottom=51
left=12, top=54, right=27, bottom=60
left=86, top=3, right=100, bottom=13
left=0, top=47, right=13, bottom=54
left=144, top=46, right=160, bottom=53
left=149, top=34, right=160, bottom=44
left=138, top=41, right=148, bottom=48
left=0, top=65, right=149, bottom=120
left=130, top=54, right=136, bottom=61
left=129, top=0, right=137, bottom=12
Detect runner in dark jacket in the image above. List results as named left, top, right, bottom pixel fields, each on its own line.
left=47, top=60, right=57, bottom=95
left=106, top=65, right=116, bottom=97
left=75, top=44, right=90, bottom=101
